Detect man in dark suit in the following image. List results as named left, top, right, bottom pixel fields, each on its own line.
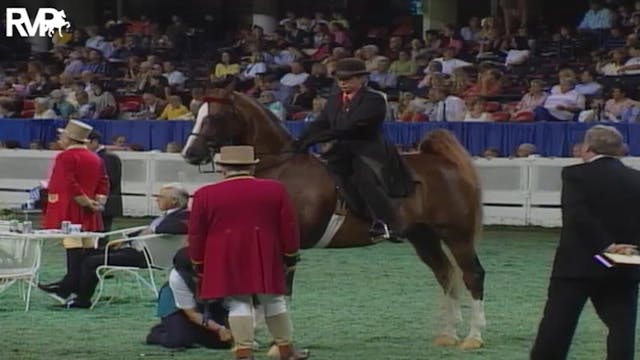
left=294, top=58, right=408, bottom=239
left=88, top=130, right=123, bottom=231
left=43, top=183, right=189, bottom=309
left=531, top=125, right=640, bottom=360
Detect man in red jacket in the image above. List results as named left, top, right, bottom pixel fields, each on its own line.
left=189, top=146, right=308, bottom=360
left=38, top=120, right=109, bottom=302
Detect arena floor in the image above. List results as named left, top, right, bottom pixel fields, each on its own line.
left=1, top=220, right=636, bottom=360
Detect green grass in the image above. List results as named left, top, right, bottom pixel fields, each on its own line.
left=0, top=221, right=636, bottom=360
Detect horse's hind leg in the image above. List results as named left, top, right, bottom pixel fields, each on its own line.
left=444, top=235, right=486, bottom=350
left=407, top=224, right=463, bottom=346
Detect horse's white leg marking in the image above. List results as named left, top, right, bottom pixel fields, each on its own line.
left=441, top=274, right=462, bottom=340
left=467, top=299, right=486, bottom=342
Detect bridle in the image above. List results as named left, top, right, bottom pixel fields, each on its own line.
left=189, top=95, right=297, bottom=174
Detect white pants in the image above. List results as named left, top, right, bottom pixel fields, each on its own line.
left=226, top=294, right=288, bottom=318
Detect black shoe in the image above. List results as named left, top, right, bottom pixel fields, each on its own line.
left=368, top=221, right=404, bottom=243
left=37, top=283, right=71, bottom=303
left=62, top=299, right=91, bottom=309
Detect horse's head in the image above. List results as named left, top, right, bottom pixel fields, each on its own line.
left=182, top=85, right=249, bottom=165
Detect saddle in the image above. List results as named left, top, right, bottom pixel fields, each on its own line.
left=324, top=143, right=416, bottom=221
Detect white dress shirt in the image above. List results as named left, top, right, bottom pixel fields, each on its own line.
left=428, top=96, right=466, bottom=122
left=434, top=57, right=472, bottom=75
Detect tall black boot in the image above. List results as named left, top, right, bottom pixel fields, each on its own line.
left=355, top=178, right=400, bottom=240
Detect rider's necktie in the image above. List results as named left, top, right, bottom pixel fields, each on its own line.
left=342, top=92, right=351, bottom=110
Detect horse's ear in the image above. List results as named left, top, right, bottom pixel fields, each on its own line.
left=222, top=78, right=237, bottom=96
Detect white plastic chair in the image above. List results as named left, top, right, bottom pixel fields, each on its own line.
left=0, top=221, right=42, bottom=311
left=91, top=232, right=185, bottom=308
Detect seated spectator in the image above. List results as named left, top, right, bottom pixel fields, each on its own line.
left=50, top=89, right=76, bottom=120
left=33, top=98, right=58, bottom=119
left=410, top=39, right=427, bottom=61
left=604, top=27, right=627, bottom=50
left=40, top=183, right=190, bottom=308
left=464, top=99, right=491, bottom=122
left=211, top=52, right=240, bottom=82
left=189, top=88, right=205, bottom=116
left=504, top=28, right=532, bottom=66
left=303, top=97, right=327, bottom=122
left=578, top=97, right=606, bottom=122
left=305, top=63, right=333, bottom=91
left=290, top=81, right=316, bottom=111
left=616, top=43, right=640, bottom=75
left=427, top=86, right=466, bottom=121
left=461, top=17, right=482, bottom=42
left=310, top=33, right=333, bottom=61
left=165, top=142, right=182, bottom=153
left=534, top=77, right=585, bottom=121
left=550, top=69, right=577, bottom=94
left=29, top=140, right=43, bottom=150
left=515, top=143, right=537, bottom=157
left=463, top=69, right=503, bottom=97
left=146, top=247, right=232, bottom=350
left=398, top=97, right=428, bottom=122
left=328, top=22, right=350, bottom=48
left=148, top=75, right=171, bottom=99
left=574, top=69, right=603, bottom=96
left=450, top=68, right=472, bottom=96
left=605, top=87, right=639, bottom=121
left=280, top=61, right=309, bottom=88
left=483, top=147, right=500, bottom=158
left=441, top=24, right=464, bottom=56
left=163, top=61, right=186, bottom=89
left=82, top=49, right=109, bottom=76
left=259, top=90, right=286, bottom=121
left=135, top=61, right=153, bottom=92
left=63, top=51, right=85, bottom=76
left=389, top=50, right=417, bottom=77
left=578, top=0, right=613, bottom=32
left=369, top=57, right=398, bottom=90
left=123, top=56, right=141, bottom=81
left=73, top=90, right=96, bottom=119
left=239, top=52, right=267, bottom=81
left=359, top=45, right=382, bottom=72
left=90, top=82, right=117, bottom=119
left=434, top=47, right=472, bottom=75
left=417, top=61, right=443, bottom=89
left=112, top=135, right=127, bottom=149
left=511, top=79, right=548, bottom=119
left=159, top=95, right=192, bottom=120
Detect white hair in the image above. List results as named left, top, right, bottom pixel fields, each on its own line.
left=161, top=182, right=189, bottom=207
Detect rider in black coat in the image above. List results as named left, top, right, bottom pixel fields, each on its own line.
left=294, top=58, right=407, bottom=238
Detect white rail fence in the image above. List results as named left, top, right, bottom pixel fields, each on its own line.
left=2, top=150, right=637, bottom=227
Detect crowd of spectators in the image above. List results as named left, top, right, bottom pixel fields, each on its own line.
left=3, top=1, right=640, bottom=153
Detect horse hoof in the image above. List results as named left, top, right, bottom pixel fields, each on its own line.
left=433, top=335, right=459, bottom=347
left=266, top=344, right=280, bottom=358
left=459, top=338, right=483, bottom=350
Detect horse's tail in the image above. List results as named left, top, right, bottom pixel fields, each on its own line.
left=419, top=129, right=482, bottom=239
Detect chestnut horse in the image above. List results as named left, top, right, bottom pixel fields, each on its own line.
left=182, top=87, right=486, bottom=349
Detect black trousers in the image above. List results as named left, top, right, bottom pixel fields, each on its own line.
left=75, top=248, right=147, bottom=303
left=324, top=147, right=396, bottom=227
left=146, top=311, right=230, bottom=349
left=531, top=278, right=639, bottom=360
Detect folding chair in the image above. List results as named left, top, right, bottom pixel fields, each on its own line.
left=0, top=221, right=42, bottom=311
left=91, top=233, right=185, bottom=308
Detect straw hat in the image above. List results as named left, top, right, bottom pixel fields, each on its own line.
left=215, top=146, right=260, bottom=165
left=57, top=120, right=93, bottom=143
